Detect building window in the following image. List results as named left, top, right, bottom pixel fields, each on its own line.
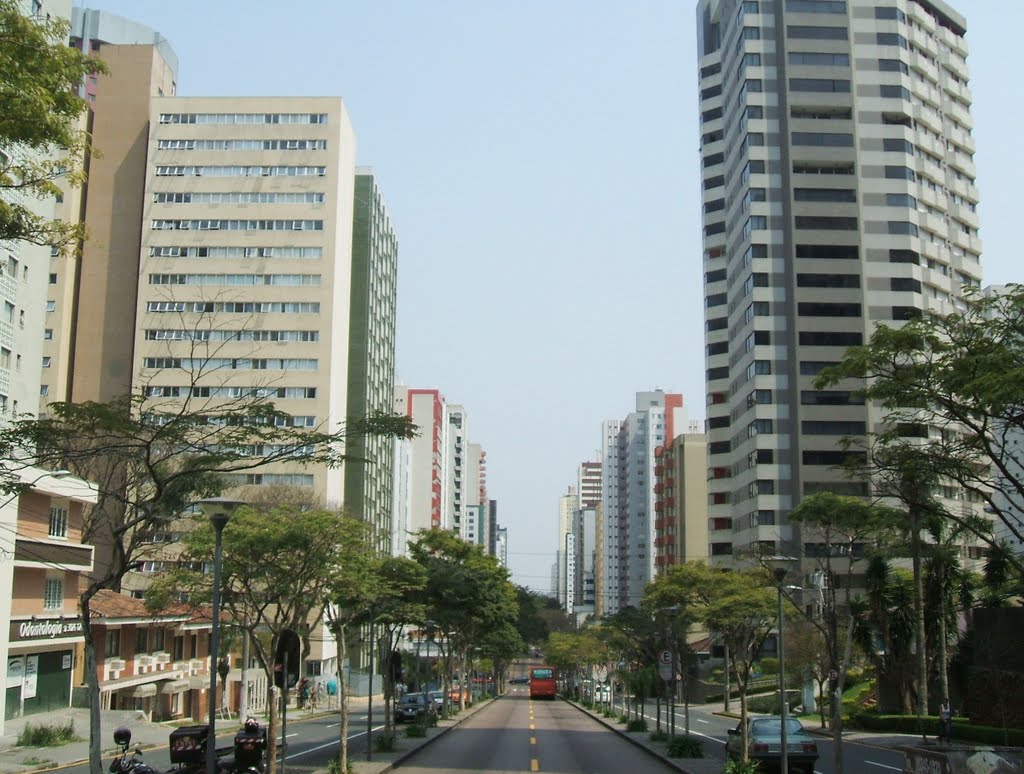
left=42, top=356, right=51, bottom=368
left=46, top=300, right=56, bottom=312
left=135, top=628, right=149, bottom=654
left=48, top=273, right=57, bottom=284
left=105, top=630, right=121, bottom=658
left=173, top=636, right=184, bottom=661
left=44, top=328, right=53, bottom=340
left=152, top=629, right=166, bottom=652
left=49, top=506, right=68, bottom=538
left=43, top=575, right=64, bottom=610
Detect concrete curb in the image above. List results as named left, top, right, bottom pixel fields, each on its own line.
left=560, top=697, right=702, bottom=774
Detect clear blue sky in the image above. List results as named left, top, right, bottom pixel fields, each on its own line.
left=83, top=1, right=1024, bottom=594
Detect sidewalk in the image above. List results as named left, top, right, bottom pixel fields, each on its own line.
left=0, top=695, right=493, bottom=774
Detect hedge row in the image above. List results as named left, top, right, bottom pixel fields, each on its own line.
left=851, top=712, right=1024, bottom=746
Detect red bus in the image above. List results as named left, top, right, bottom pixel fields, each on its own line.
left=529, top=666, right=557, bottom=699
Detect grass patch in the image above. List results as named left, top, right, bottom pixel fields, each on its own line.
left=20, top=757, right=55, bottom=767
left=626, top=718, right=648, bottom=733
left=405, top=723, right=427, bottom=738
left=649, top=729, right=669, bottom=742
left=17, top=721, right=78, bottom=747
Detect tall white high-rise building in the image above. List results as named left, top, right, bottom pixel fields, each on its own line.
left=600, top=391, right=687, bottom=613
left=697, top=0, right=982, bottom=562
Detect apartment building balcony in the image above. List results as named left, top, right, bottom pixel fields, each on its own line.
left=13, top=537, right=94, bottom=572
left=910, top=26, right=938, bottom=58
left=913, top=104, right=942, bottom=135
left=947, top=149, right=976, bottom=179
left=943, top=98, right=972, bottom=130
left=909, top=50, right=938, bottom=82
left=939, top=25, right=968, bottom=59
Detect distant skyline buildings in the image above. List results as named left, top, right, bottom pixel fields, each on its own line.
left=600, top=390, right=686, bottom=614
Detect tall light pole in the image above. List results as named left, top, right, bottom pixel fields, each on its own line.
left=767, top=556, right=798, bottom=774
left=202, top=498, right=243, bottom=774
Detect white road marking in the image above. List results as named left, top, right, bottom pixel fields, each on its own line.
left=865, top=762, right=902, bottom=771
left=638, top=711, right=718, bottom=742
left=284, top=725, right=386, bottom=759
left=696, top=718, right=710, bottom=724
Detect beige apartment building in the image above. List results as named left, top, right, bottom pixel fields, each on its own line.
left=43, top=10, right=179, bottom=412
left=133, top=96, right=357, bottom=506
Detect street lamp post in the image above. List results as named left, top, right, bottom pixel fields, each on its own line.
left=767, top=556, right=798, bottom=774
left=202, top=498, right=242, bottom=774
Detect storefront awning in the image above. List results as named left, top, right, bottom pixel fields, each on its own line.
left=125, top=683, right=157, bottom=698
left=161, top=680, right=190, bottom=693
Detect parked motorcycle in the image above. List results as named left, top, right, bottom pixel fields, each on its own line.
left=109, top=727, right=160, bottom=774
left=109, top=718, right=265, bottom=774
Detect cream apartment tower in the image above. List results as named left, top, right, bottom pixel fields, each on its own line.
left=697, top=0, right=982, bottom=561
left=136, top=97, right=358, bottom=506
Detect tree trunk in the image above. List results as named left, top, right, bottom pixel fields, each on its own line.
left=911, top=503, right=929, bottom=722
left=738, top=673, right=750, bottom=763
left=239, top=622, right=249, bottom=719
left=337, top=625, right=349, bottom=774
left=82, top=594, right=102, bottom=774
left=267, top=686, right=279, bottom=774
left=938, top=596, right=949, bottom=707
left=833, top=612, right=854, bottom=774
left=459, top=649, right=467, bottom=711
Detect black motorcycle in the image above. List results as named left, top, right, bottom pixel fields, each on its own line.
left=110, top=719, right=265, bottom=774
left=109, top=728, right=160, bottom=774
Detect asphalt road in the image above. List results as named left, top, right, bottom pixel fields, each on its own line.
left=60, top=709, right=388, bottom=774
left=632, top=698, right=906, bottom=774
left=395, top=686, right=679, bottom=773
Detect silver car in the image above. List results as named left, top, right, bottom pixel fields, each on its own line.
left=726, top=716, right=818, bottom=774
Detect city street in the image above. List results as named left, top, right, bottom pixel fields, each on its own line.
left=396, top=688, right=678, bottom=773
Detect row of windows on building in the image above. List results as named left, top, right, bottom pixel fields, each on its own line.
left=153, top=192, right=325, bottom=204
left=146, top=301, right=320, bottom=314
left=142, top=357, right=318, bottom=370
left=148, top=273, right=320, bottom=286
left=144, top=329, right=319, bottom=342
left=158, top=113, right=328, bottom=125
left=156, top=139, right=327, bottom=151
left=155, top=166, right=326, bottom=177
left=144, top=385, right=317, bottom=399
left=151, top=219, right=323, bottom=231
left=149, top=246, right=323, bottom=259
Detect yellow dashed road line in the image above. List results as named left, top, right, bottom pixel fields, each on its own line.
left=530, top=758, right=540, bottom=772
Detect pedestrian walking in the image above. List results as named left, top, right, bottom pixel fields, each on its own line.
left=938, top=700, right=953, bottom=744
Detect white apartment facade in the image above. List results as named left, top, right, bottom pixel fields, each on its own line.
left=697, top=0, right=983, bottom=563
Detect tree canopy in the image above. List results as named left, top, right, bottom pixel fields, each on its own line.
left=818, top=285, right=1024, bottom=574
left=0, top=1, right=105, bottom=248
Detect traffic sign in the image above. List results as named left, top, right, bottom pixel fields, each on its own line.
left=659, top=649, right=673, bottom=665
left=659, top=662, right=673, bottom=682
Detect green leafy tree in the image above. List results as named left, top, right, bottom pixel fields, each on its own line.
left=0, top=1, right=105, bottom=249
left=410, top=529, right=519, bottom=715
left=0, top=389, right=412, bottom=774
left=786, top=491, right=902, bottom=773
left=366, top=557, right=427, bottom=740
left=850, top=557, right=917, bottom=713
left=817, top=284, right=1024, bottom=575
left=642, top=563, right=775, bottom=761
left=148, top=505, right=361, bottom=774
